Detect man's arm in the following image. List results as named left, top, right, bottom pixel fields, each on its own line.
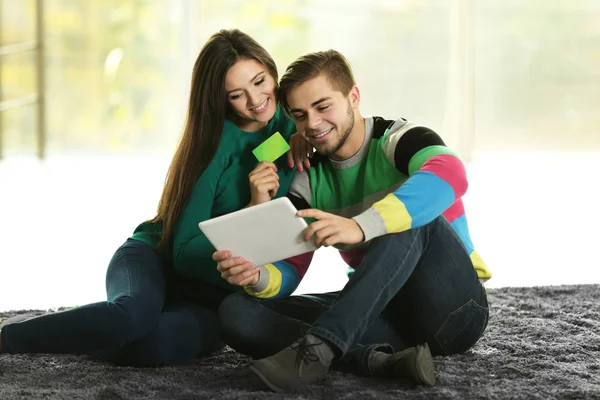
left=244, top=251, right=314, bottom=298
left=354, top=121, right=467, bottom=241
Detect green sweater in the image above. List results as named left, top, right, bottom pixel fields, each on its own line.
left=130, top=106, right=297, bottom=290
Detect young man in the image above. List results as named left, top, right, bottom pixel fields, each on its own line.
left=215, top=50, right=492, bottom=392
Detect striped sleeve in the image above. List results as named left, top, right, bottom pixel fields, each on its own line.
left=353, top=121, right=468, bottom=241
left=287, top=170, right=311, bottom=210
left=287, top=169, right=317, bottom=226
left=245, top=171, right=314, bottom=299
left=244, top=251, right=314, bottom=298
left=244, top=169, right=315, bottom=299
left=444, top=199, right=492, bottom=281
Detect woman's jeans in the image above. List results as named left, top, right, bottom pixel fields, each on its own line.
left=1, top=239, right=229, bottom=367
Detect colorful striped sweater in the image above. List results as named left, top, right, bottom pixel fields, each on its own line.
left=246, top=116, right=492, bottom=299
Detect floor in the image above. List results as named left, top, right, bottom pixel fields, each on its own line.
left=3, top=285, right=599, bottom=399
left=0, top=150, right=598, bottom=311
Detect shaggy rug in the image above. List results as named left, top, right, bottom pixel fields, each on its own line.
left=1, top=285, right=599, bottom=400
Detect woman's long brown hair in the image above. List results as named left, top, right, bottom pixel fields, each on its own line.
left=149, top=29, right=278, bottom=253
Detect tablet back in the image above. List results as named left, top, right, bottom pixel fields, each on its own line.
left=198, top=197, right=317, bottom=266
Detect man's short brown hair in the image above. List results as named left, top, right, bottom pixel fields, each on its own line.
left=278, top=50, right=356, bottom=115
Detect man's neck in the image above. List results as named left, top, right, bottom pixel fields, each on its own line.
left=330, top=114, right=366, bottom=161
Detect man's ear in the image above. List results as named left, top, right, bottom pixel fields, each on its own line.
left=349, top=85, right=360, bottom=109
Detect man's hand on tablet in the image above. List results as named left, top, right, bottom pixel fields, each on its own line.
left=213, top=250, right=260, bottom=287
left=297, top=209, right=365, bottom=248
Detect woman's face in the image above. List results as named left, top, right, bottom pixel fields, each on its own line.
left=225, top=58, right=277, bottom=131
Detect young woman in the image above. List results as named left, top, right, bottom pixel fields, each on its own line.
left=0, top=29, right=310, bottom=367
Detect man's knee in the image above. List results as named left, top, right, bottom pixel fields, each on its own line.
left=219, top=293, right=266, bottom=351
left=371, top=216, right=448, bottom=244
left=219, top=293, right=258, bottom=333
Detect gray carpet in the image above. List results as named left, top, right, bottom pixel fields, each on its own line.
left=1, top=285, right=599, bottom=399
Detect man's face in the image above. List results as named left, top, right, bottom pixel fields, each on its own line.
left=286, top=75, right=357, bottom=157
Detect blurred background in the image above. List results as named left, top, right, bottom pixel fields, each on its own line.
left=1, top=0, right=599, bottom=311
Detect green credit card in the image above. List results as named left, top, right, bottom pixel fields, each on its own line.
left=252, top=131, right=291, bottom=163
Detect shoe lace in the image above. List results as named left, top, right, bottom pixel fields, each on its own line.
left=290, top=338, right=321, bottom=367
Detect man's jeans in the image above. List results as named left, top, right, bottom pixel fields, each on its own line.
left=219, top=216, right=489, bottom=375
left=1, top=239, right=228, bottom=367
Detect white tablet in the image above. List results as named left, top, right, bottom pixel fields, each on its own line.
left=198, top=197, right=317, bottom=266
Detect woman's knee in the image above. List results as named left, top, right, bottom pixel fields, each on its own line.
left=103, top=300, right=161, bottom=347
left=120, top=308, right=224, bottom=367
left=103, top=241, right=167, bottom=346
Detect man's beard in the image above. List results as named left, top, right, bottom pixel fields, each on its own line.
left=323, top=100, right=354, bottom=156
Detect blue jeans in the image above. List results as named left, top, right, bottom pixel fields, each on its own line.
left=0, top=239, right=229, bottom=367
left=219, top=216, right=489, bottom=375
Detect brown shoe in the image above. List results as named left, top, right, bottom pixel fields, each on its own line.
left=391, top=343, right=436, bottom=386
left=250, top=335, right=332, bottom=392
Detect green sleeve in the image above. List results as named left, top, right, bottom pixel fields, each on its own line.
left=172, top=152, right=229, bottom=277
